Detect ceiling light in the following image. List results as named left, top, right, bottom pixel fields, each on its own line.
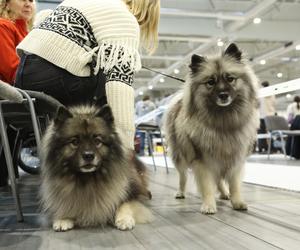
left=286, top=94, right=292, bottom=99
left=174, top=69, right=180, bottom=74
left=260, top=59, right=266, bottom=65
left=139, top=91, right=143, bottom=96
left=217, top=40, right=224, bottom=47
left=253, top=17, right=261, bottom=24
left=277, top=72, right=283, bottom=78
left=159, top=78, right=165, bottom=83
left=296, top=44, right=300, bottom=50
left=148, top=85, right=153, bottom=90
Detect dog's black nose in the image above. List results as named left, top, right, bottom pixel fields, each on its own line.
left=218, top=92, right=229, bottom=101
left=82, top=151, right=95, bottom=161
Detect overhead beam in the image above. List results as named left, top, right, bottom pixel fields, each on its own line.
left=225, top=0, right=277, bottom=32
left=258, top=78, right=300, bottom=98
left=160, top=8, right=245, bottom=21
left=159, top=35, right=211, bottom=43
left=251, top=40, right=300, bottom=64
left=159, top=18, right=300, bottom=42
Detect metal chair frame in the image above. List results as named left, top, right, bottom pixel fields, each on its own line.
left=264, top=115, right=300, bottom=159
left=0, top=89, right=41, bottom=222
left=136, top=123, right=169, bottom=173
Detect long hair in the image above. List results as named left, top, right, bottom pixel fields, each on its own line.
left=123, top=0, right=160, bottom=54
left=0, top=0, right=36, bottom=30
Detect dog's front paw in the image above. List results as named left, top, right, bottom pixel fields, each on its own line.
left=200, top=203, right=217, bottom=214
left=53, top=219, right=74, bottom=232
left=232, top=201, right=248, bottom=210
left=175, top=191, right=185, bottom=199
left=115, top=216, right=135, bottom=231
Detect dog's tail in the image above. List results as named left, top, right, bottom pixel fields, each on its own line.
left=0, top=80, right=23, bottom=103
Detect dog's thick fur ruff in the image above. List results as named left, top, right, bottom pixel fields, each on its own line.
left=41, top=104, right=152, bottom=231
left=165, top=43, right=259, bottom=214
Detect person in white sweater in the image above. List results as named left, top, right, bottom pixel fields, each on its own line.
left=14, top=0, right=160, bottom=149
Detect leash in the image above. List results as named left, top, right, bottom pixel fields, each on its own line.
left=142, top=66, right=186, bottom=83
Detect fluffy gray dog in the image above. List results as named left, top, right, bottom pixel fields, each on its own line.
left=165, top=43, right=259, bottom=214
left=41, top=104, right=152, bottom=231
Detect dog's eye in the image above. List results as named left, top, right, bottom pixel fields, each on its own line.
left=70, top=138, right=79, bottom=147
left=206, top=78, right=215, bottom=87
left=94, top=136, right=103, bottom=147
left=226, top=75, right=236, bottom=83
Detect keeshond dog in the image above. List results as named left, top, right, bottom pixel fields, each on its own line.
left=165, top=43, right=259, bottom=214
left=41, top=104, right=152, bottom=231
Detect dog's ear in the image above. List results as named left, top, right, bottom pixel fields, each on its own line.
left=97, top=104, right=114, bottom=124
left=54, top=106, right=72, bottom=125
left=224, top=43, right=242, bottom=61
left=189, top=54, right=206, bottom=73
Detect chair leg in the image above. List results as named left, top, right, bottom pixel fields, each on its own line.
left=11, top=128, right=21, bottom=178
left=19, top=90, right=41, bottom=156
left=267, top=135, right=271, bottom=159
left=0, top=105, right=23, bottom=222
left=280, top=135, right=287, bottom=157
left=158, top=129, right=169, bottom=174
left=147, top=132, right=156, bottom=171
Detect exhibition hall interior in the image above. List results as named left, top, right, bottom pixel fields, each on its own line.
left=0, top=0, right=300, bottom=249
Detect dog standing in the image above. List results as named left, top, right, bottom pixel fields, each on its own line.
left=165, top=43, right=259, bottom=214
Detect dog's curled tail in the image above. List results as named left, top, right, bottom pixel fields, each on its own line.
left=0, top=80, right=23, bottom=103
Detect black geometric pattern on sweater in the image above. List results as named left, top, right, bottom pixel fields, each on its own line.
left=106, top=61, right=134, bottom=86
left=37, top=6, right=98, bottom=49
left=105, top=47, right=134, bottom=86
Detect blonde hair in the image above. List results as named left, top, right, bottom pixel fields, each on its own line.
left=123, top=0, right=160, bottom=54
left=0, top=0, right=36, bottom=30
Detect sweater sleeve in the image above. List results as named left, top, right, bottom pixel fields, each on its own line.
left=105, top=59, right=136, bottom=149
left=106, top=81, right=135, bottom=149
left=0, top=22, right=20, bottom=84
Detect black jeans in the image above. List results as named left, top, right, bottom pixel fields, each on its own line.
left=15, top=54, right=106, bottom=106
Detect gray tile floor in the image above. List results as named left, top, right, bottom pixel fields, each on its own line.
left=1, top=166, right=300, bottom=250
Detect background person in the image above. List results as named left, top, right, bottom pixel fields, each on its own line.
left=259, top=81, right=276, bottom=118
left=0, top=0, right=35, bottom=187
left=15, top=0, right=160, bottom=150
left=287, top=95, right=300, bottom=124
left=135, top=95, right=156, bottom=156
left=0, top=0, right=35, bottom=84
left=135, top=95, right=156, bottom=118
left=258, top=81, right=276, bottom=152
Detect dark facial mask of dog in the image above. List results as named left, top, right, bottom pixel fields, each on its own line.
left=188, top=43, right=256, bottom=110
left=49, top=104, right=121, bottom=175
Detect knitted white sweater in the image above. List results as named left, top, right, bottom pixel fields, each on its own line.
left=17, top=0, right=141, bottom=149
